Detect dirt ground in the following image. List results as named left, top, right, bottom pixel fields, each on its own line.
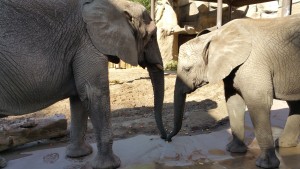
left=0, top=68, right=229, bottom=144
left=1, top=0, right=300, bottom=151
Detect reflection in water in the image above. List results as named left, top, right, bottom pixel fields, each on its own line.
left=128, top=162, right=225, bottom=169
left=126, top=145, right=300, bottom=169
left=278, top=146, right=300, bottom=169
left=208, top=149, right=226, bottom=156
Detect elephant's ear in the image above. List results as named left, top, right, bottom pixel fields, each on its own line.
left=204, top=21, right=252, bottom=84
left=82, top=0, right=138, bottom=66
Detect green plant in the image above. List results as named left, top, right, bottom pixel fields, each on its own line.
left=130, top=0, right=151, bottom=12
left=165, top=60, right=178, bottom=71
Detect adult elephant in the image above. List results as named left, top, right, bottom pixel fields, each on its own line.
left=167, top=14, right=300, bottom=168
left=0, top=0, right=167, bottom=168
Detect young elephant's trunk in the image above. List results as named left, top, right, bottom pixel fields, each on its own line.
left=167, top=77, right=187, bottom=141
left=147, top=66, right=167, bottom=139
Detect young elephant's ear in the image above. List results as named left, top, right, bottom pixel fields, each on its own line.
left=82, top=0, right=138, bottom=66
left=204, top=21, right=252, bottom=84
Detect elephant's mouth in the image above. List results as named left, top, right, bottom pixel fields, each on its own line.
left=195, top=81, right=208, bottom=88
left=189, top=81, right=208, bottom=93
left=179, top=78, right=208, bottom=94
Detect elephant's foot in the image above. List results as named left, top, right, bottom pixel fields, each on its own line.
left=66, top=142, right=93, bottom=158
left=0, top=156, right=7, bottom=168
left=255, top=148, right=280, bottom=169
left=275, top=137, right=298, bottom=148
left=226, top=139, right=247, bottom=153
left=90, top=153, right=121, bottom=169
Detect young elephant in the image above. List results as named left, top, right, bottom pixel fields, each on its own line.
left=168, top=14, right=300, bottom=168
left=0, top=0, right=167, bottom=168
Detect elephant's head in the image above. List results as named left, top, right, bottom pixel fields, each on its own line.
left=167, top=21, right=252, bottom=141
left=82, top=0, right=167, bottom=139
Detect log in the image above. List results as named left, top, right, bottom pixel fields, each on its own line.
left=0, top=114, right=67, bottom=152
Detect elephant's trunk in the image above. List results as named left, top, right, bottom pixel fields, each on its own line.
left=167, top=77, right=187, bottom=141
left=147, top=66, right=167, bottom=140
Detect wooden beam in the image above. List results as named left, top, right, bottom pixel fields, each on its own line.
left=195, top=0, right=279, bottom=7
left=230, top=0, right=277, bottom=7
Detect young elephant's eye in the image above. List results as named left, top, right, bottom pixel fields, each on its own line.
left=183, top=66, right=191, bottom=72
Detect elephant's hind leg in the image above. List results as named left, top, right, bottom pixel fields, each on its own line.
left=224, top=80, right=247, bottom=153
left=275, top=100, right=300, bottom=148
left=66, top=96, right=93, bottom=158
left=245, top=94, right=280, bottom=168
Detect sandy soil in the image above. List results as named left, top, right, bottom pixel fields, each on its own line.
left=0, top=68, right=228, bottom=144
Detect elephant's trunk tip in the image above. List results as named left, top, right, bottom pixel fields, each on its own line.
left=166, top=131, right=178, bottom=142
left=166, top=136, right=173, bottom=142
left=160, top=133, right=167, bottom=140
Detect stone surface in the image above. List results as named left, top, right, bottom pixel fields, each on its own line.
left=0, top=114, right=67, bottom=152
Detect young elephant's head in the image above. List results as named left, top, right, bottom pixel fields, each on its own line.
left=176, top=31, right=214, bottom=94
left=82, top=0, right=167, bottom=139
left=168, top=21, right=252, bottom=141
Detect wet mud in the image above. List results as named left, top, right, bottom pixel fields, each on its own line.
left=125, top=145, right=300, bottom=169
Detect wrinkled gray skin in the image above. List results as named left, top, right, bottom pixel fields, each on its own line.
left=0, top=0, right=167, bottom=168
left=168, top=14, right=300, bottom=169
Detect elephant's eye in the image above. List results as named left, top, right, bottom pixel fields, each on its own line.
left=183, top=66, right=191, bottom=72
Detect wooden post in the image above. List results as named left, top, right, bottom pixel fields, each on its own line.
left=217, top=0, right=223, bottom=29
left=151, top=0, right=155, bottom=20
left=281, top=0, right=292, bottom=17
left=228, top=4, right=232, bottom=21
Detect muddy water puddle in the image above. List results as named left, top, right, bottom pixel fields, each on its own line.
left=125, top=145, right=300, bottom=169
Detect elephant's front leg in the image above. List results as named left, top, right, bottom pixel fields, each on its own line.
left=73, top=46, right=120, bottom=169
left=224, top=83, right=247, bottom=153
left=66, top=96, right=93, bottom=158
left=276, top=100, right=300, bottom=147
left=87, top=66, right=120, bottom=169
left=246, top=95, right=280, bottom=168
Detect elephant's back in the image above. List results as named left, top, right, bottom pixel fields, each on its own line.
left=0, top=0, right=84, bottom=55
left=271, top=52, right=300, bottom=101
left=0, top=0, right=83, bottom=115
left=257, top=15, right=300, bottom=100
left=232, top=15, right=300, bottom=101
